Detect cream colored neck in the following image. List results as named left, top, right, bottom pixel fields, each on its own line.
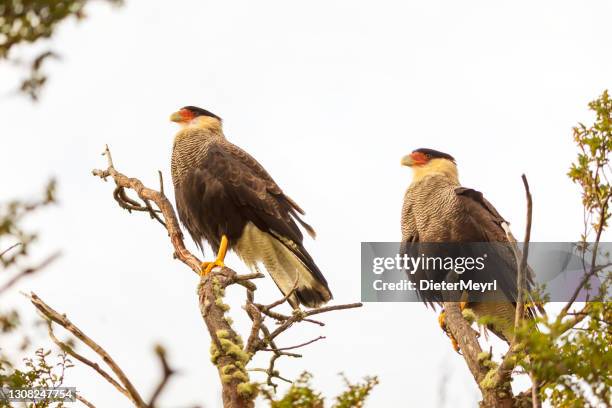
left=411, top=158, right=460, bottom=185
left=184, top=116, right=223, bottom=133
left=174, top=116, right=224, bottom=143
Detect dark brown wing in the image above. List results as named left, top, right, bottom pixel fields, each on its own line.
left=225, top=142, right=315, bottom=236
left=176, top=143, right=298, bottom=248
left=455, top=187, right=507, bottom=238
left=454, top=187, right=508, bottom=241
left=454, top=187, right=521, bottom=304
left=175, top=142, right=329, bottom=292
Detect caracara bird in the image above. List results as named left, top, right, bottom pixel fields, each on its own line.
left=169, top=106, right=332, bottom=308
left=400, top=148, right=537, bottom=350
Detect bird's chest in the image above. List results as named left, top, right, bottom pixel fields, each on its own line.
left=406, top=184, right=467, bottom=241
left=171, top=139, right=209, bottom=187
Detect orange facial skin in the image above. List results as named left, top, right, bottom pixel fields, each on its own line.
left=179, top=108, right=195, bottom=122
left=409, top=151, right=430, bottom=166
left=170, top=108, right=196, bottom=123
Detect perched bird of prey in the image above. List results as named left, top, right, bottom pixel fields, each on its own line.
left=169, top=106, right=332, bottom=308
left=400, top=148, right=536, bottom=349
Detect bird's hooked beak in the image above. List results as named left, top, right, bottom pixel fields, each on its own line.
left=170, top=111, right=183, bottom=123
left=401, top=153, right=416, bottom=167
left=401, top=151, right=429, bottom=167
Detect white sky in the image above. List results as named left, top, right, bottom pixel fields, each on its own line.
left=1, top=1, right=611, bottom=407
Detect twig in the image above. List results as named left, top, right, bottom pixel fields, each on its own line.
left=246, top=284, right=361, bottom=390
left=92, top=145, right=201, bottom=274
left=560, top=200, right=608, bottom=317
left=482, top=175, right=534, bottom=405
left=235, top=273, right=265, bottom=282
left=45, top=321, right=129, bottom=400
left=29, top=292, right=148, bottom=408
left=76, top=394, right=97, bottom=408
left=264, top=278, right=299, bottom=311
left=267, top=303, right=363, bottom=342
left=304, top=302, right=363, bottom=317
left=262, top=336, right=325, bottom=352
left=0, top=242, right=22, bottom=258
left=158, top=171, right=164, bottom=195
left=0, top=252, right=60, bottom=295
left=112, top=185, right=166, bottom=227
left=530, top=372, right=541, bottom=408
left=514, top=174, right=533, bottom=335
left=245, top=301, right=264, bottom=354
left=247, top=367, right=292, bottom=384
left=148, top=345, right=175, bottom=407
left=242, top=279, right=361, bottom=390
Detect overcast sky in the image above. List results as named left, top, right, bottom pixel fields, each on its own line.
left=2, top=1, right=611, bottom=407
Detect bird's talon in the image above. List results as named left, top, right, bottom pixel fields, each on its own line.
left=200, top=260, right=225, bottom=276
left=438, top=310, right=447, bottom=331
left=200, top=262, right=211, bottom=276
left=451, top=337, right=461, bottom=354
left=199, top=235, right=229, bottom=276
left=438, top=309, right=462, bottom=353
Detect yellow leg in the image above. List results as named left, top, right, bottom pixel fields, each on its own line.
left=201, top=235, right=229, bottom=276
left=438, top=302, right=469, bottom=353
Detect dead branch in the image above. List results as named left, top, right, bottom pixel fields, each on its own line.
left=92, top=145, right=363, bottom=407
left=440, top=302, right=488, bottom=384
left=92, top=144, right=201, bottom=274
left=244, top=281, right=362, bottom=391
left=45, top=320, right=129, bottom=400
left=0, top=242, right=22, bottom=258
left=30, top=292, right=148, bottom=408
left=262, top=336, right=326, bottom=352
left=148, top=345, right=175, bottom=408
left=0, top=251, right=60, bottom=295
left=514, top=174, right=532, bottom=333
left=490, top=174, right=534, bottom=406
left=76, top=394, right=96, bottom=408
left=560, top=199, right=609, bottom=317
left=31, top=292, right=177, bottom=408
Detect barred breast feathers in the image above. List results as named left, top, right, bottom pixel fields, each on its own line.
left=403, top=159, right=462, bottom=242
left=171, top=120, right=225, bottom=186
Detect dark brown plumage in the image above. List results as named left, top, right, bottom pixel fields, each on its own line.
left=170, top=106, right=331, bottom=308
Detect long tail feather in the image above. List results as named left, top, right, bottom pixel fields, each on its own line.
left=234, top=223, right=331, bottom=308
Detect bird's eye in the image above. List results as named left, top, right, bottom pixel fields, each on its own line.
left=426, top=154, right=431, bottom=159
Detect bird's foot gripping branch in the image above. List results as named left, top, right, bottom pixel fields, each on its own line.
left=91, top=145, right=362, bottom=407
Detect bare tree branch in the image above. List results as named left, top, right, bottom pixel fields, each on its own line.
left=0, top=251, right=60, bottom=295
left=0, top=242, right=22, bottom=258
left=514, top=174, right=532, bottom=334
left=76, top=394, right=97, bottom=408
left=262, top=336, right=326, bottom=352
left=560, top=199, right=608, bottom=317
left=440, top=302, right=487, bottom=384
left=29, top=292, right=148, bottom=408
left=92, top=144, right=201, bottom=274
left=45, top=320, right=129, bottom=400
left=148, top=345, right=175, bottom=408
